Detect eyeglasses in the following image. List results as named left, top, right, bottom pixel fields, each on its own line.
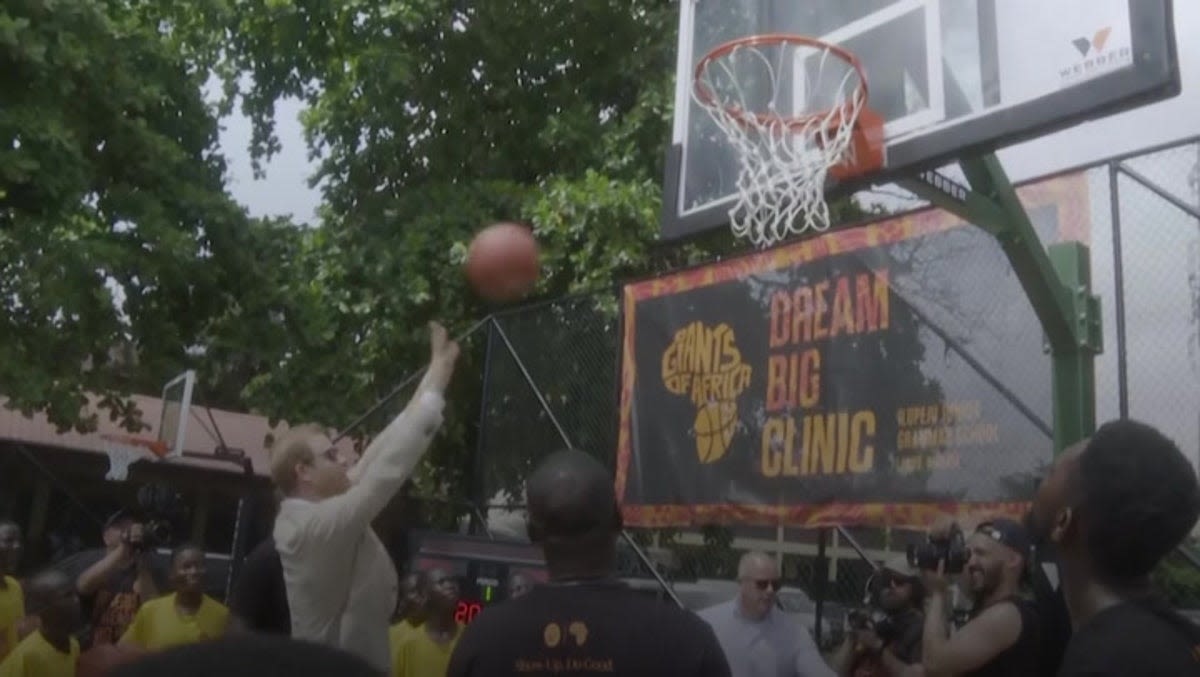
left=749, top=579, right=783, bottom=591
left=880, top=573, right=911, bottom=588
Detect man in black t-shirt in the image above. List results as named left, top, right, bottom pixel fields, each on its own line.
left=1027, top=420, right=1200, bottom=676
left=447, top=449, right=730, bottom=677
left=920, top=518, right=1039, bottom=677
left=228, top=537, right=291, bottom=635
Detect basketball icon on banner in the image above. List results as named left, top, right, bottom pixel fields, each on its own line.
left=695, top=401, right=738, bottom=463
left=660, top=321, right=753, bottom=465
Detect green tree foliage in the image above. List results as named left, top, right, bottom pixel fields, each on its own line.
left=201, top=1, right=709, bottom=492
left=0, top=0, right=292, bottom=431
left=201, top=0, right=879, bottom=504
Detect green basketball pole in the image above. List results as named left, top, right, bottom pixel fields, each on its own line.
left=902, top=154, right=1103, bottom=454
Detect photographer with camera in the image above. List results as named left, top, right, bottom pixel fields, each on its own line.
left=74, top=510, right=165, bottom=646
left=831, top=557, right=924, bottom=677
left=917, top=518, right=1038, bottom=677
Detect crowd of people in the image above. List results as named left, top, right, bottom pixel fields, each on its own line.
left=0, top=324, right=1198, bottom=676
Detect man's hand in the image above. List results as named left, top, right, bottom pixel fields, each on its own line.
left=854, top=628, right=884, bottom=653
left=928, top=516, right=959, bottom=541
left=422, top=322, right=460, bottom=393
left=921, top=557, right=952, bottom=596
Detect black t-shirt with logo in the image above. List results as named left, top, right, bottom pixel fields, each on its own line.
left=447, top=580, right=731, bottom=677
left=1057, top=596, right=1200, bottom=677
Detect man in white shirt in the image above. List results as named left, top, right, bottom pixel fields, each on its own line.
left=699, top=552, right=837, bottom=677
left=269, top=322, right=459, bottom=671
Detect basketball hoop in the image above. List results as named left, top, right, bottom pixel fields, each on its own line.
left=693, top=34, right=884, bottom=249
left=101, top=434, right=168, bottom=482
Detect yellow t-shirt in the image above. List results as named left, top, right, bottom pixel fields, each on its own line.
left=389, top=619, right=421, bottom=658
left=119, top=593, right=229, bottom=651
left=0, top=579, right=23, bottom=663
left=0, top=630, right=78, bottom=677
left=392, top=623, right=464, bottom=677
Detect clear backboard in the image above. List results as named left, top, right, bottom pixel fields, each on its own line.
left=664, top=0, right=1179, bottom=241
left=158, top=370, right=194, bottom=458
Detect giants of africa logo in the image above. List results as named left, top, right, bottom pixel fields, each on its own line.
left=660, top=321, right=752, bottom=464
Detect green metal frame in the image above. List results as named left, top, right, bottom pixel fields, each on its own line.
left=901, top=154, right=1102, bottom=453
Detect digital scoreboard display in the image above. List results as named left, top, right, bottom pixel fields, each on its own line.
left=408, top=531, right=548, bottom=624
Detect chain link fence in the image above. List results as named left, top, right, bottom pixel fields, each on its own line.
left=459, top=136, right=1200, bottom=634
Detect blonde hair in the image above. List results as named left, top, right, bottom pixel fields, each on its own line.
left=268, top=423, right=328, bottom=494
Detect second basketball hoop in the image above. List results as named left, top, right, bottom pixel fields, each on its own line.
left=692, top=34, right=884, bottom=249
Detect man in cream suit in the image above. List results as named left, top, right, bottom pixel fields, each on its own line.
left=269, top=322, right=459, bottom=671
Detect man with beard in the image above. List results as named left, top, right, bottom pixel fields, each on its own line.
left=1027, top=419, right=1200, bottom=675
left=832, top=557, right=924, bottom=677
left=920, top=519, right=1039, bottom=677
left=74, top=511, right=163, bottom=646
left=270, top=322, right=458, bottom=671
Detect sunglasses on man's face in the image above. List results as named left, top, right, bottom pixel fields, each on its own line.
left=749, top=578, right=783, bottom=591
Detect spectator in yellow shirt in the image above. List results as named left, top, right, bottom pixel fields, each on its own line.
left=0, top=521, right=25, bottom=663
left=389, top=571, right=430, bottom=652
left=392, top=568, right=464, bottom=677
left=0, top=569, right=81, bottom=677
left=120, top=544, right=229, bottom=651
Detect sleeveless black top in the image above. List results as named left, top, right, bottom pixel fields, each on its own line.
left=965, top=595, right=1040, bottom=677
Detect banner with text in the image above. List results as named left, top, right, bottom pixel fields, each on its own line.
left=615, top=174, right=1092, bottom=528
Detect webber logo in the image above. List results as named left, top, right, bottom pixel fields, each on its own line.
left=1071, top=27, right=1112, bottom=57
left=1061, top=26, right=1131, bottom=85
left=661, top=322, right=752, bottom=464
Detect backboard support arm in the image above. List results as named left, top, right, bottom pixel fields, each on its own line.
left=901, top=154, right=1102, bottom=454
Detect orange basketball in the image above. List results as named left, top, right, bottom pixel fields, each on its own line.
left=78, top=643, right=145, bottom=677
left=465, top=222, right=540, bottom=303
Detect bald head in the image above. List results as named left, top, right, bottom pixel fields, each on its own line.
left=26, top=568, right=80, bottom=632
left=526, top=450, right=620, bottom=545
left=736, top=552, right=782, bottom=620
left=737, top=552, right=780, bottom=579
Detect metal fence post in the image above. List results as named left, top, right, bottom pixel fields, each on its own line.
left=469, top=317, right=498, bottom=535
left=812, top=528, right=829, bottom=647
left=1108, top=162, right=1130, bottom=418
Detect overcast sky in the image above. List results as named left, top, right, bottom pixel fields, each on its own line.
left=213, top=3, right=1200, bottom=463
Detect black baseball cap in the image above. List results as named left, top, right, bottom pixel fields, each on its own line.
left=975, top=518, right=1032, bottom=560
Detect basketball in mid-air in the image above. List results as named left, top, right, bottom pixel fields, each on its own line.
left=464, top=222, right=541, bottom=303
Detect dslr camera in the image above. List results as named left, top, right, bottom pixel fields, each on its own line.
left=906, top=523, right=969, bottom=574
left=123, top=484, right=184, bottom=551
left=846, top=608, right=900, bottom=644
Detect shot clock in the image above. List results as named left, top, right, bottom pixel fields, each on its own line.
left=408, top=530, right=548, bottom=624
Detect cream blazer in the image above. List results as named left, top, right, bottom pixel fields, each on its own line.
left=274, top=389, right=445, bottom=672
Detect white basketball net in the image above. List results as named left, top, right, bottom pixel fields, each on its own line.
left=103, top=441, right=155, bottom=482
left=693, top=37, right=868, bottom=249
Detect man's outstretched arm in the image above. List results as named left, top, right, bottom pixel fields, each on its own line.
left=302, top=322, right=460, bottom=542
